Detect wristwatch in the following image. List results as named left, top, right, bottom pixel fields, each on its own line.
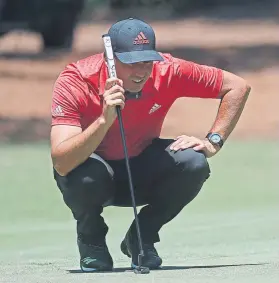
left=206, top=132, right=224, bottom=148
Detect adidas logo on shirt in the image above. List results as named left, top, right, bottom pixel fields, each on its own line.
left=52, top=105, right=64, bottom=117
left=149, top=103, right=161, bottom=114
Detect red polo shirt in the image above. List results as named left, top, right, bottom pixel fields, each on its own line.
left=51, top=53, right=223, bottom=160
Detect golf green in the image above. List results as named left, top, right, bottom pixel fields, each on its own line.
left=0, top=141, right=278, bottom=282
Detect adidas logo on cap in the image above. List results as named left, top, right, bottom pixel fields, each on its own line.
left=133, top=32, right=150, bottom=45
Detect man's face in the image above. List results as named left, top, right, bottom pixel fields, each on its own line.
left=115, top=58, right=153, bottom=92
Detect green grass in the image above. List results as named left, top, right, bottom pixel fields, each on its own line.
left=195, top=140, right=279, bottom=211
left=0, top=141, right=278, bottom=282
left=1, top=141, right=277, bottom=221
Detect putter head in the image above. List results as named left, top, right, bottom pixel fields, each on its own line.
left=133, top=266, right=150, bottom=274
left=133, top=252, right=150, bottom=274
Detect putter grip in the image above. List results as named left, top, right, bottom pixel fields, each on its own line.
left=102, top=34, right=117, bottom=78
left=102, top=34, right=121, bottom=113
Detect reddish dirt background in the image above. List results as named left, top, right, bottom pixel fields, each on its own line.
left=0, top=4, right=278, bottom=143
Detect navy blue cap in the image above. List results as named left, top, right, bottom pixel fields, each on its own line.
left=108, top=18, right=164, bottom=64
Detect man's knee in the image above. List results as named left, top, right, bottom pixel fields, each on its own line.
left=54, top=157, right=115, bottom=210
left=153, top=149, right=210, bottom=207
left=172, top=148, right=210, bottom=180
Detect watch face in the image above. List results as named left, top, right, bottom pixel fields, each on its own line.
left=210, top=134, right=221, bottom=143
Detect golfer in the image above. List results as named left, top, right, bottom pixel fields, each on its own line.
left=50, top=18, right=251, bottom=272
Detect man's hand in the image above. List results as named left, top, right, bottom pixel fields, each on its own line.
left=101, top=78, right=125, bottom=126
left=170, top=135, right=220, bottom=158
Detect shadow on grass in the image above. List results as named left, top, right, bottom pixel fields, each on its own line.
left=68, top=262, right=268, bottom=274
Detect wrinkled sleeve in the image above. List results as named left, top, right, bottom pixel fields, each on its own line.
left=51, top=66, right=87, bottom=127
left=171, top=58, right=223, bottom=99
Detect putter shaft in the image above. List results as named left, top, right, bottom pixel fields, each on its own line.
left=102, top=34, right=147, bottom=272
left=116, top=106, right=145, bottom=258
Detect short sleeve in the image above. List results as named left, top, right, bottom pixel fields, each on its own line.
left=172, top=57, right=223, bottom=99
left=51, top=66, right=87, bottom=127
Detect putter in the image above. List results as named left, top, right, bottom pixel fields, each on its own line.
left=102, top=34, right=150, bottom=275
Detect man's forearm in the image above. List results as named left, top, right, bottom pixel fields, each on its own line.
left=52, top=117, right=111, bottom=176
left=209, top=84, right=251, bottom=141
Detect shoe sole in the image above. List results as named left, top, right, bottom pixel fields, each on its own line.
left=81, top=266, right=98, bottom=272
left=80, top=262, right=113, bottom=272
left=80, top=265, right=113, bottom=272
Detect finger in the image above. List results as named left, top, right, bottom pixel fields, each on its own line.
left=105, top=92, right=125, bottom=101
left=171, top=140, right=193, bottom=151
left=106, top=77, right=123, bottom=87
left=104, top=85, right=125, bottom=97
left=175, top=136, right=200, bottom=146
left=105, top=99, right=125, bottom=109
left=105, top=78, right=123, bottom=90
left=106, top=99, right=125, bottom=108
left=171, top=136, right=204, bottom=150
left=170, top=136, right=193, bottom=150
left=171, top=136, right=189, bottom=146
left=179, top=141, right=201, bottom=150
left=108, top=84, right=125, bottom=94
left=174, top=140, right=204, bottom=151
left=170, top=139, right=184, bottom=150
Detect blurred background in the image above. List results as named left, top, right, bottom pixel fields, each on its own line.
left=0, top=1, right=278, bottom=281
left=0, top=0, right=278, bottom=141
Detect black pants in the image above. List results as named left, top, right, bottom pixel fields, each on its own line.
left=54, top=138, right=210, bottom=245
